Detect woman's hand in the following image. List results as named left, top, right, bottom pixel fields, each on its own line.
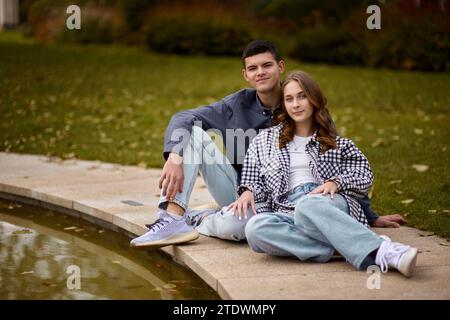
left=309, top=181, right=338, bottom=198
left=227, top=190, right=256, bottom=220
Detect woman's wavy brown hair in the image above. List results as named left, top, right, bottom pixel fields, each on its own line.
left=276, top=71, right=337, bottom=153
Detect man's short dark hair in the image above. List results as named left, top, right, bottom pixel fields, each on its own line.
left=241, top=40, right=281, bottom=66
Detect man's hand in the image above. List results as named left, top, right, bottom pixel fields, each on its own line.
left=372, top=214, right=407, bottom=228
left=159, top=153, right=184, bottom=201
left=228, top=190, right=256, bottom=220
left=309, top=181, right=338, bottom=198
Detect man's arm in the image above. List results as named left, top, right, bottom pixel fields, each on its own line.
left=160, top=99, right=231, bottom=200
left=357, top=195, right=379, bottom=225
left=163, top=101, right=230, bottom=159
left=357, top=195, right=407, bottom=228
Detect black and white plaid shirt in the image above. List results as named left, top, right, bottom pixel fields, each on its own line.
left=238, top=123, right=373, bottom=227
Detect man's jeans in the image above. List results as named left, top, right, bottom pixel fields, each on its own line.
left=159, top=126, right=251, bottom=241
left=245, top=183, right=383, bottom=270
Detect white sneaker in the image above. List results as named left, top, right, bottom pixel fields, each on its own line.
left=130, top=210, right=199, bottom=249
left=375, top=235, right=418, bottom=277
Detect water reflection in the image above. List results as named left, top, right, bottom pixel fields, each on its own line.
left=0, top=200, right=218, bottom=300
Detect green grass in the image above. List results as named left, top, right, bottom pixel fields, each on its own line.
left=1, top=31, right=449, bottom=238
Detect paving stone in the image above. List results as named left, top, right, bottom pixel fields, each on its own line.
left=1, top=152, right=449, bottom=300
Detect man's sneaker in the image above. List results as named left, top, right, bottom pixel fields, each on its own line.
left=375, top=235, right=418, bottom=277
left=185, top=208, right=218, bottom=227
left=130, top=210, right=199, bottom=249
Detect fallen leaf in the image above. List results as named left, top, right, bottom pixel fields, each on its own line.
left=439, top=242, right=449, bottom=247
left=163, top=283, right=177, bottom=289
left=419, top=231, right=434, bottom=237
left=401, top=199, right=414, bottom=205
left=371, top=138, right=385, bottom=148
left=21, top=270, right=34, bottom=275
left=388, top=180, right=402, bottom=185
left=137, top=162, right=147, bottom=168
left=41, top=281, right=57, bottom=288
left=74, top=228, right=84, bottom=233
left=394, top=190, right=404, bottom=195
left=64, top=226, right=77, bottom=230
left=412, top=164, right=429, bottom=172
left=12, top=229, right=33, bottom=235
left=428, top=210, right=437, bottom=213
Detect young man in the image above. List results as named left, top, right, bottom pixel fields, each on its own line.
left=130, top=40, right=405, bottom=249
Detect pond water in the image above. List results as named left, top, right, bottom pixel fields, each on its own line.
left=0, top=199, right=219, bottom=300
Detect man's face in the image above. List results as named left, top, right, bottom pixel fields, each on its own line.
left=242, top=52, right=285, bottom=93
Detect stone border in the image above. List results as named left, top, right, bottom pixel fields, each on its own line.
left=0, top=190, right=226, bottom=298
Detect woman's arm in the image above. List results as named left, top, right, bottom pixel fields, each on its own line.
left=328, top=139, right=373, bottom=196
left=237, top=139, right=268, bottom=203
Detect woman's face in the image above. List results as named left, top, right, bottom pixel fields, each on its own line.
left=283, top=80, right=314, bottom=126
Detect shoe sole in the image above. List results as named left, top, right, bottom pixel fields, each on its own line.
left=130, top=230, right=200, bottom=250
left=399, top=247, right=418, bottom=277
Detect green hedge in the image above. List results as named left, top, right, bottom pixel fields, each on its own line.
left=365, top=15, right=449, bottom=71
left=293, top=25, right=367, bottom=66
left=58, top=6, right=125, bottom=44
left=145, top=13, right=253, bottom=56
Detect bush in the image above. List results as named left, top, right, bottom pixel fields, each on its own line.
left=144, top=4, right=253, bottom=56
left=26, top=0, right=69, bottom=42
left=119, top=0, right=154, bottom=32
left=58, top=5, right=125, bottom=44
left=364, top=12, right=449, bottom=71
left=292, top=25, right=367, bottom=65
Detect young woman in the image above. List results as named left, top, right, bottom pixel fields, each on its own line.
left=228, top=71, right=418, bottom=276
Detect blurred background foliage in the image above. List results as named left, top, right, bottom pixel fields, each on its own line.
left=16, top=0, right=450, bottom=71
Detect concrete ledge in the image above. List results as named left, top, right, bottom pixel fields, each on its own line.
left=1, top=152, right=449, bottom=299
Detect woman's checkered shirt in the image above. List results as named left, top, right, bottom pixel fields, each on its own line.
left=238, top=124, right=373, bottom=227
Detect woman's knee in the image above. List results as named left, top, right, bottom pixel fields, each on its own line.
left=296, top=195, right=322, bottom=216
left=245, top=215, right=272, bottom=247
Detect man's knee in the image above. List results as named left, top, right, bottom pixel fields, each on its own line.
left=214, top=207, right=247, bottom=241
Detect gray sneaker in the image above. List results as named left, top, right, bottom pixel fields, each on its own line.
left=130, top=210, right=199, bottom=249
left=185, top=208, right=218, bottom=227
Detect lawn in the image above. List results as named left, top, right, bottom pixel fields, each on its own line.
left=1, top=31, right=449, bottom=238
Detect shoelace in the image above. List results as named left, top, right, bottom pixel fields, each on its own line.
left=145, top=218, right=169, bottom=232
left=377, top=238, right=410, bottom=273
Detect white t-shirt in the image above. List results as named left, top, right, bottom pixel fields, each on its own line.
left=288, top=135, right=318, bottom=190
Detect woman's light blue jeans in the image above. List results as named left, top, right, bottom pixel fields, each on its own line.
left=245, top=183, right=383, bottom=270
left=159, top=126, right=251, bottom=241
